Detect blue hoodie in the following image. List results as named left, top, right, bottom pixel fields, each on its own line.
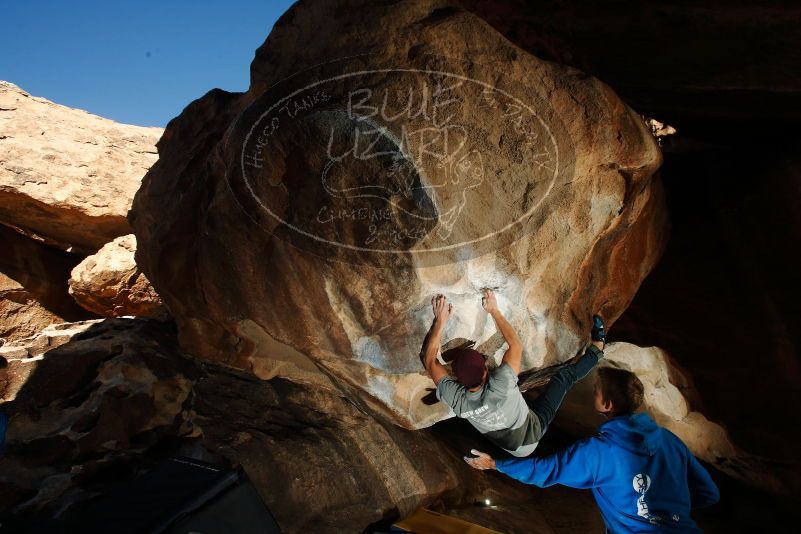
left=495, top=413, right=720, bottom=533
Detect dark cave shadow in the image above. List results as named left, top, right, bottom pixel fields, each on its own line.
left=0, top=317, right=226, bottom=524
left=0, top=224, right=99, bottom=325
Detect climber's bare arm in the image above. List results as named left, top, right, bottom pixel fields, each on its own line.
left=420, top=295, right=452, bottom=385
left=482, top=288, right=523, bottom=375
left=421, top=320, right=447, bottom=384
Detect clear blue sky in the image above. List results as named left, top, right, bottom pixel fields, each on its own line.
left=1, top=1, right=296, bottom=127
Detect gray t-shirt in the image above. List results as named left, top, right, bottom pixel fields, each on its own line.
left=436, top=362, right=542, bottom=457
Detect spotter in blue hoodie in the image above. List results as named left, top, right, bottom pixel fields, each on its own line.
left=496, top=412, right=720, bottom=533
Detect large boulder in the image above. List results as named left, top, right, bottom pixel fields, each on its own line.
left=68, top=234, right=167, bottom=319
left=0, top=81, right=162, bottom=254
left=130, top=0, right=667, bottom=428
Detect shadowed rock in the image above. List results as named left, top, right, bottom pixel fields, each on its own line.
left=0, top=224, right=95, bottom=342
left=0, top=318, right=198, bottom=515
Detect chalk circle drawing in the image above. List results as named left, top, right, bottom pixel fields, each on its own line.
left=235, top=66, right=574, bottom=265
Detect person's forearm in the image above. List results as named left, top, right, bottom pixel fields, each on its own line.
left=421, top=319, right=445, bottom=369
left=495, top=457, right=541, bottom=485
left=490, top=310, right=521, bottom=348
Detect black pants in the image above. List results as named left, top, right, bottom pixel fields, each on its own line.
left=529, top=344, right=603, bottom=436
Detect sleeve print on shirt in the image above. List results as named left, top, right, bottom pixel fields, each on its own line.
left=436, top=376, right=464, bottom=413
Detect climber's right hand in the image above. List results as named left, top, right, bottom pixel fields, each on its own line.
left=481, top=288, right=499, bottom=314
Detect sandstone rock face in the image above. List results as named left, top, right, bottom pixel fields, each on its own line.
left=0, top=274, right=64, bottom=344
left=0, top=81, right=162, bottom=254
left=0, top=223, right=95, bottom=342
left=68, top=234, right=167, bottom=319
left=131, top=0, right=667, bottom=428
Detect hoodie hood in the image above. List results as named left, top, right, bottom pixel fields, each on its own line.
left=599, top=412, right=662, bottom=456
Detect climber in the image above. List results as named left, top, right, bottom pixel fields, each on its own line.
left=420, top=288, right=605, bottom=457
left=464, top=367, right=720, bottom=533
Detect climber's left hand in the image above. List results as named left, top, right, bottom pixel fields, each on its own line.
left=431, top=294, right=453, bottom=326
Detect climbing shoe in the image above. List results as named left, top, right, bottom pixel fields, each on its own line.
left=591, top=314, right=606, bottom=343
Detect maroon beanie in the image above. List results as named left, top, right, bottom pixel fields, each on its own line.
left=450, top=348, right=487, bottom=388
